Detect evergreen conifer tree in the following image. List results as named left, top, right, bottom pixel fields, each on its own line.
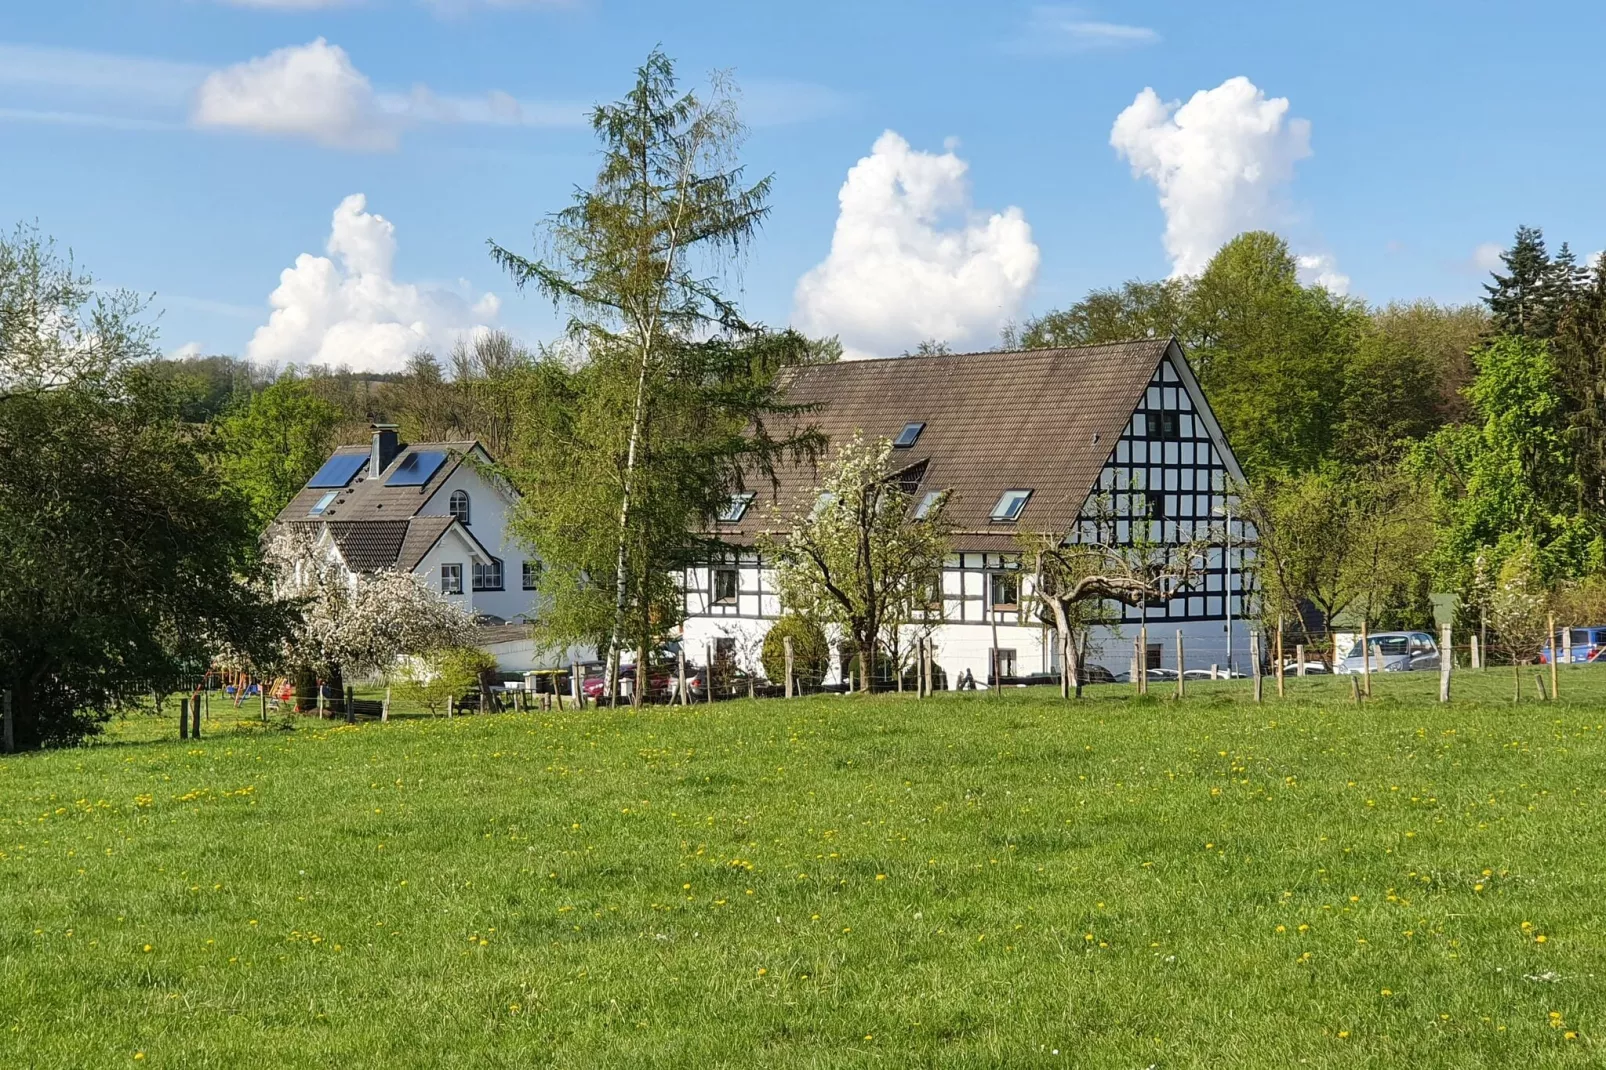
left=1484, top=225, right=1554, bottom=337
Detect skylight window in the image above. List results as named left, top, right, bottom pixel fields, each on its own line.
left=718, top=492, right=756, bottom=523
left=893, top=422, right=926, bottom=448
left=308, top=491, right=338, bottom=517
left=811, top=491, right=838, bottom=518
left=914, top=490, right=945, bottom=520
left=990, top=489, right=1033, bottom=522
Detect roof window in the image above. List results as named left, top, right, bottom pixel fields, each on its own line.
left=990, top=489, right=1033, bottom=522
left=914, top=490, right=945, bottom=520
left=893, top=422, right=926, bottom=448
left=309, top=491, right=339, bottom=517
left=718, top=492, right=756, bottom=523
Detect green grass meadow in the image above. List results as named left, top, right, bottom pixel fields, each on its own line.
left=3, top=669, right=1605, bottom=1068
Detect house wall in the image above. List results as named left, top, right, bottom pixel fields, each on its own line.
left=413, top=528, right=482, bottom=616
left=416, top=457, right=537, bottom=623
left=679, top=556, right=1255, bottom=687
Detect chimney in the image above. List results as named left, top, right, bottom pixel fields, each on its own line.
left=370, top=424, right=401, bottom=477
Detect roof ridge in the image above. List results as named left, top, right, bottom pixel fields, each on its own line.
left=798, top=337, right=1171, bottom=369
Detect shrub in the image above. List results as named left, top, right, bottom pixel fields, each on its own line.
left=761, top=616, right=830, bottom=687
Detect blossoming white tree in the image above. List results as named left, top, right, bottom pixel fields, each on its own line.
left=265, top=528, right=472, bottom=708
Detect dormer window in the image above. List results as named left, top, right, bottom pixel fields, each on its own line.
left=893, top=422, right=925, bottom=448
left=717, top=492, right=755, bottom=524
left=449, top=490, right=470, bottom=525
left=990, top=489, right=1032, bottom=522
left=914, top=490, right=945, bottom=520
left=309, top=491, right=338, bottom=517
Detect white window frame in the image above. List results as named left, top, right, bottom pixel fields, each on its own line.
left=440, top=563, right=463, bottom=595
left=449, top=490, right=471, bottom=525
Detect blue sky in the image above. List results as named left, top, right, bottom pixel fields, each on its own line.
left=2, top=1, right=1601, bottom=368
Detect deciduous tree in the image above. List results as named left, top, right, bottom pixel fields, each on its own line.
left=768, top=435, right=950, bottom=693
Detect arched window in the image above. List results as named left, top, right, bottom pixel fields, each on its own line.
left=449, top=490, right=470, bottom=525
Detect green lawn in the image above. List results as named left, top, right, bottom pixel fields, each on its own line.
left=4, top=670, right=1605, bottom=1068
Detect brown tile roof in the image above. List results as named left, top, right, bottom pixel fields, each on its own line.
left=325, top=520, right=409, bottom=572
left=720, top=339, right=1173, bottom=551
left=273, top=441, right=479, bottom=527
left=396, top=515, right=459, bottom=572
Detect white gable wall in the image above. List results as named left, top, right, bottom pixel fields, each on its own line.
left=416, top=456, right=535, bottom=622
left=413, top=526, right=482, bottom=615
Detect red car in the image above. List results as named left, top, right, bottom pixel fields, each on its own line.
left=579, top=663, right=705, bottom=702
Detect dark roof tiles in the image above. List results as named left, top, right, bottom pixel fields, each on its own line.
left=723, top=339, right=1171, bottom=548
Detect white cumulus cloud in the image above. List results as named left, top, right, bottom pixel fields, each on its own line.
left=793, top=131, right=1040, bottom=360
left=246, top=194, right=500, bottom=373
left=1111, top=76, right=1313, bottom=277
left=1296, top=253, right=1350, bottom=295
left=193, top=38, right=397, bottom=150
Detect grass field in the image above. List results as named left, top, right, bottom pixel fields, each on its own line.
left=3, top=669, right=1605, bottom=1068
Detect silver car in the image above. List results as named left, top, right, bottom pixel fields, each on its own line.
left=1335, top=631, right=1440, bottom=674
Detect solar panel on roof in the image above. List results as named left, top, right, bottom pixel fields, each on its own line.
left=307, top=453, right=368, bottom=488
left=385, top=450, right=448, bottom=487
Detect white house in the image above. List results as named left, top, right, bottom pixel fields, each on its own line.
left=679, top=338, right=1258, bottom=687
left=272, top=427, right=586, bottom=671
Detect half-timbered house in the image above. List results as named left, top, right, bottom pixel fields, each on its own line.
left=680, top=338, right=1257, bottom=687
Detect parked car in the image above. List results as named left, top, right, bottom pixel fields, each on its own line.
left=1282, top=660, right=1330, bottom=674
left=1115, top=667, right=1179, bottom=683
left=580, top=660, right=710, bottom=702
left=1541, top=626, right=1606, bottom=663
left=1334, top=631, right=1440, bottom=674
left=1182, top=668, right=1246, bottom=680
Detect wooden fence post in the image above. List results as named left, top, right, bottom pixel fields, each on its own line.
left=1360, top=622, right=1371, bottom=697
left=1250, top=633, right=1263, bottom=704
left=1131, top=631, right=1141, bottom=695
left=1175, top=630, right=1185, bottom=700
left=1275, top=616, right=1285, bottom=698
left=1296, top=644, right=1306, bottom=678
left=447, top=695, right=454, bottom=719
left=925, top=638, right=935, bottom=696
left=678, top=649, right=688, bottom=707
left=1, top=689, right=11, bottom=754
left=260, top=682, right=268, bottom=724
left=1440, top=623, right=1452, bottom=703
left=382, top=686, right=391, bottom=723
left=705, top=643, right=714, bottom=703
left=346, top=686, right=356, bottom=724
left=191, top=696, right=201, bottom=740
left=1209, top=663, right=1218, bottom=681
left=316, top=681, right=325, bottom=719
left=180, top=697, right=189, bottom=740
left=784, top=636, right=795, bottom=699
left=1549, top=613, right=1559, bottom=702
left=1138, top=623, right=1148, bottom=695
left=572, top=662, right=583, bottom=709
left=1470, top=634, right=1481, bottom=670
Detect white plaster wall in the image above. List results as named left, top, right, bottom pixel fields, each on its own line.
left=481, top=638, right=597, bottom=673
left=413, top=528, right=478, bottom=616
left=417, top=458, right=537, bottom=622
